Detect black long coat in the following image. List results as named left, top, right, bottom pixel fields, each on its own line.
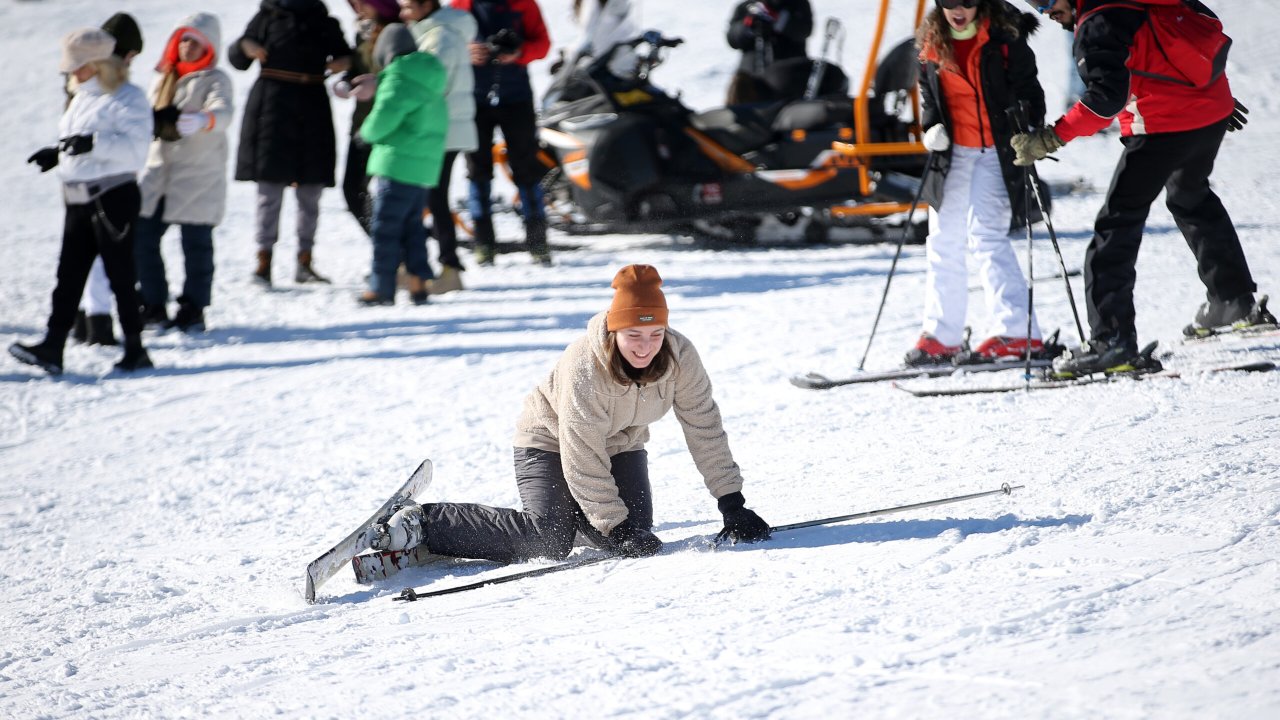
left=228, top=0, right=351, bottom=186
left=917, top=10, right=1047, bottom=232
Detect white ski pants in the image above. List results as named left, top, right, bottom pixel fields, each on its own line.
left=78, top=257, right=113, bottom=316
left=922, top=146, right=1040, bottom=346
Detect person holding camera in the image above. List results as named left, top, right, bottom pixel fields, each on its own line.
left=725, top=0, right=813, bottom=104
left=452, top=0, right=552, bottom=266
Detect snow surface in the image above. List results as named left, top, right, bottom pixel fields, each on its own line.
left=2, top=0, right=1279, bottom=717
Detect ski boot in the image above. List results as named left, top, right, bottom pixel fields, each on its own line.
left=1052, top=335, right=1161, bottom=379
left=371, top=502, right=426, bottom=552
left=904, top=333, right=963, bottom=367
left=1183, top=294, right=1277, bottom=338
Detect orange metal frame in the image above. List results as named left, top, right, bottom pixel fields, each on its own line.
left=844, top=0, right=928, bottom=197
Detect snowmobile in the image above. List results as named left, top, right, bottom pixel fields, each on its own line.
left=502, top=19, right=930, bottom=244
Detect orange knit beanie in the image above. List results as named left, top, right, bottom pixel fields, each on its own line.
left=606, top=264, right=669, bottom=331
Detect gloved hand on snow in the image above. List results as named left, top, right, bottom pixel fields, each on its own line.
left=714, top=491, right=771, bottom=544
left=60, top=134, right=94, bottom=156
left=923, top=124, right=950, bottom=153
left=606, top=519, right=663, bottom=558
left=176, top=112, right=212, bottom=137
left=1227, top=98, right=1248, bottom=132
left=27, top=146, right=59, bottom=172
left=1010, top=126, right=1063, bottom=166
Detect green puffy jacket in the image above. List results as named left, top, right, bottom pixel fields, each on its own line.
left=360, top=51, right=448, bottom=188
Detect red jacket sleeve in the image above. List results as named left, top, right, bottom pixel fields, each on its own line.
left=514, top=0, right=550, bottom=65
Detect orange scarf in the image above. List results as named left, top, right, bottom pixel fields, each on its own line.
left=156, top=27, right=215, bottom=77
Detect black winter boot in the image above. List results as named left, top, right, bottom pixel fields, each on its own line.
left=1183, top=294, right=1277, bottom=337
left=85, top=314, right=119, bottom=346
left=115, top=334, right=153, bottom=372
left=140, top=303, right=170, bottom=327
left=473, top=216, right=496, bottom=266
left=9, top=332, right=67, bottom=375
left=165, top=298, right=206, bottom=333
left=1051, top=333, right=1160, bottom=379
left=72, top=310, right=88, bottom=343
left=525, top=217, right=551, bottom=267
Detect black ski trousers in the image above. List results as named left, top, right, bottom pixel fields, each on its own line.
left=464, top=99, right=544, bottom=188
left=47, top=183, right=144, bottom=339
left=1085, top=119, right=1256, bottom=340
left=422, top=447, right=653, bottom=564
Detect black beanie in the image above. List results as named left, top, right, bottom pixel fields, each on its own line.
left=102, top=12, right=143, bottom=59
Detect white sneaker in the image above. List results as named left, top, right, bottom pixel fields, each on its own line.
left=371, top=502, right=426, bottom=551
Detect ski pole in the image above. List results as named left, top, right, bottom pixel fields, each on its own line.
left=1014, top=101, right=1087, bottom=347
left=771, top=482, right=1023, bottom=533
left=393, top=483, right=1024, bottom=602
left=1005, top=106, right=1038, bottom=387
left=857, top=151, right=936, bottom=371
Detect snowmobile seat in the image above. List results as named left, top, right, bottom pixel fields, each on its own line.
left=771, top=99, right=854, bottom=133
left=689, top=103, right=787, bottom=156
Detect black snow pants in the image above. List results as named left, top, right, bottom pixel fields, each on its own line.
left=47, top=182, right=144, bottom=339
left=1085, top=119, right=1256, bottom=340
left=422, top=448, right=653, bottom=564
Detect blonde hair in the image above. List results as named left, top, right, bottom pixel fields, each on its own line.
left=67, top=55, right=129, bottom=93
left=604, top=331, right=675, bottom=386
left=916, top=1, right=1020, bottom=71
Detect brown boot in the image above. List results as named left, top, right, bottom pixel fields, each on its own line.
left=253, top=249, right=272, bottom=287
left=295, top=251, right=330, bottom=284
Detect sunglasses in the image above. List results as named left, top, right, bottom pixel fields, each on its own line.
left=939, top=0, right=978, bottom=9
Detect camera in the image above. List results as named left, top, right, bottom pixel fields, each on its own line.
left=484, top=29, right=522, bottom=59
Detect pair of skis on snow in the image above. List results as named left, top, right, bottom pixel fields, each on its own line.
left=304, top=459, right=1025, bottom=604
left=793, top=326, right=1280, bottom=397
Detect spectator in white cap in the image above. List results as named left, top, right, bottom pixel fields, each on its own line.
left=9, top=27, right=155, bottom=376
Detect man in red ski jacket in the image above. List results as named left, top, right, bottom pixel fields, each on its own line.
left=1012, top=0, right=1273, bottom=377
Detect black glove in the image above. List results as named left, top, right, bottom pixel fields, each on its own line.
left=1227, top=98, right=1248, bottom=132
left=27, top=146, right=59, bottom=173
left=715, top=491, right=771, bottom=544
left=60, top=134, right=94, bottom=156
left=153, top=105, right=181, bottom=140
left=606, top=519, right=663, bottom=558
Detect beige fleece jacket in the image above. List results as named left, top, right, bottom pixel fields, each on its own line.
left=513, top=312, right=744, bottom=534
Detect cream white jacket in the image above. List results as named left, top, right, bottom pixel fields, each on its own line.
left=514, top=312, right=745, bottom=533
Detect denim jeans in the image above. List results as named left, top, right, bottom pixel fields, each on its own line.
left=135, top=198, right=215, bottom=308
left=369, top=176, right=431, bottom=298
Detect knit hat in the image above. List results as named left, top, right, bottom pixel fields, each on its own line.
left=606, top=265, right=669, bottom=331
left=373, top=23, right=418, bottom=70
left=102, top=12, right=143, bottom=59
left=60, top=27, right=117, bottom=73
left=363, top=0, right=403, bottom=23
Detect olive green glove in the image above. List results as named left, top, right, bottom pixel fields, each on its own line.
left=1011, top=127, right=1064, bottom=166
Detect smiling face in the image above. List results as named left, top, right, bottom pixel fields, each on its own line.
left=615, top=325, right=666, bottom=369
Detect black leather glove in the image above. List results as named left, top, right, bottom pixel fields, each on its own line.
left=1227, top=98, right=1248, bottom=132
left=60, top=134, right=94, bottom=156
left=606, top=519, right=663, bottom=558
left=27, top=146, right=59, bottom=173
left=715, top=491, right=771, bottom=543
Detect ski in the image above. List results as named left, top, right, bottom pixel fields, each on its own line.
left=791, top=357, right=1053, bottom=389
left=304, top=459, right=432, bottom=604
left=392, top=483, right=1023, bottom=602
left=894, top=360, right=1276, bottom=398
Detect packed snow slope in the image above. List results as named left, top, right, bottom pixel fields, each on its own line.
left=2, top=0, right=1278, bottom=717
